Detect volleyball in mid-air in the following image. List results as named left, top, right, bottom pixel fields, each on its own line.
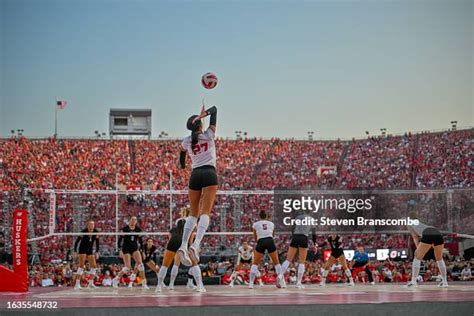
left=201, top=72, right=218, bottom=89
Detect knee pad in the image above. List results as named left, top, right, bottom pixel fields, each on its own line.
left=77, top=268, right=84, bottom=276
left=121, top=267, right=129, bottom=273
left=138, top=263, right=145, bottom=272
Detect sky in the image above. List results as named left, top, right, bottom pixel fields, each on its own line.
left=1, top=0, right=472, bottom=139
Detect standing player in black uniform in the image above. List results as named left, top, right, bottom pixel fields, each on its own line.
left=168, top=207, right=198, bottom=290
left=177, top=105, right=218, bottom=266
left=280, top=212, right=317, bottom=289
left=156, top=210, right=205, bottom=293
left=319, top=233, right=354, bottom=286
left=404, top=221, right=448, bottom=288
left=113, top=216, right=148, bottom=289
left=73, top=220, right=99, bottom=290
left=141, top=238, right=159, bottom=277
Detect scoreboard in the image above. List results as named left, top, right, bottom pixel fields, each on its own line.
left=109, top=109, right=152, bottom=138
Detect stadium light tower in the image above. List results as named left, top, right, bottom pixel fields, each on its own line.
left=307, top=131, right=315, bottom=141
left=94, top=130, right=106, bottom=138
left=158, top=131, right=169, bottom=138
left=380, top=128, right=387, bottom=137
left=451, top=121, right=458, bottom=131
left=235, top=130, right=243, bottom=140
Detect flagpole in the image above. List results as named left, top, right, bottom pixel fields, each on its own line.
left=54, top=98, right=58, bottom=138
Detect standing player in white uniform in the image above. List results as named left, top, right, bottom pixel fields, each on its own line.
left=249, top=211, right=285, bottom=289
left=229, top=241, right=263, bottom=287
left=177, top=105, right=218, bottom=267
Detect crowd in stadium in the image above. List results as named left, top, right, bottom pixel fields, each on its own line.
left=0, top=128, right=472, bottom=285
left=1, top=129, right=471, bottom=192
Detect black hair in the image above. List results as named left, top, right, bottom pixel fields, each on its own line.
left=191, top=130, right=200, bottom=146
left=259, top=210, right=267, bottom=219
left=186, top=115, right=202, bottom=146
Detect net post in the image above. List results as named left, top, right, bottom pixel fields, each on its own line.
left=115, top=187, right=119, bottom=250
left=169, top=170, right=173, bottom=231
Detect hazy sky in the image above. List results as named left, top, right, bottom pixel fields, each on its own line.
left=1, top=0, right=472, bottom=139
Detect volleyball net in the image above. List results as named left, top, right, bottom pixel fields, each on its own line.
left=1, top=188, right=473, bottom=251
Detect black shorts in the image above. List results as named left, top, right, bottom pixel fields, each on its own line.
left=122, top=244, right=139, bottom=255
left=420, top=227, right=444, bottom=246
left=166, top=235, right=182, bottom=253
left=189, top=165, right=218, bottom=190
left=255, top=237, right=277, bottom=254
left=330, top=249, right=344, bottom=259
left=240, top=258, right=252, bottom=264
left=290, top=234, right=309, bottom=248
left=78, top=248, right=94, bottom=256
left=143, top=256, right=153, bottom=264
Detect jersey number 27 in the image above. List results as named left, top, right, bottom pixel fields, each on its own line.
left=192, top=142, right=208, bottom=155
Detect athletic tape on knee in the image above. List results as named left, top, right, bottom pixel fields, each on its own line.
left=77, top=268, right=84, bottom=276
left=345, top=269, right=352, bottom=278
left=322, top=269, right=328, bottom=277
left=121, top=267, right=129, bottom=273
left=138, top=263, right=145, bottom=272
left=90, top=268, right=97, bottom=276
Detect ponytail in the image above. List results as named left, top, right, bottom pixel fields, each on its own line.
left=191, top=130, right=199, bottom=146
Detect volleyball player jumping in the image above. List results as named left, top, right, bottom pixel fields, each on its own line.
left=177, top=105, right=218, bottom=266
left=73, top=220, right=99, bottom=289
left=404, top=221, right=448, bottom=288
left=113, top=216, right=149, bottom=289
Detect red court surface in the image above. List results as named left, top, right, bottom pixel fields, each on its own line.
left=1, top=283, right=473, bottom=309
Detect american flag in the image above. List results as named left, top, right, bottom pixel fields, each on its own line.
left=56, top=100, right=67, bottom=109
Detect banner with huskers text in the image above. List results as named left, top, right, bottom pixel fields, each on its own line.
left=0, top=209, right=28, bottom=292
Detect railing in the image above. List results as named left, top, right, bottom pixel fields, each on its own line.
left=1, top=126, right=471, bottom=142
